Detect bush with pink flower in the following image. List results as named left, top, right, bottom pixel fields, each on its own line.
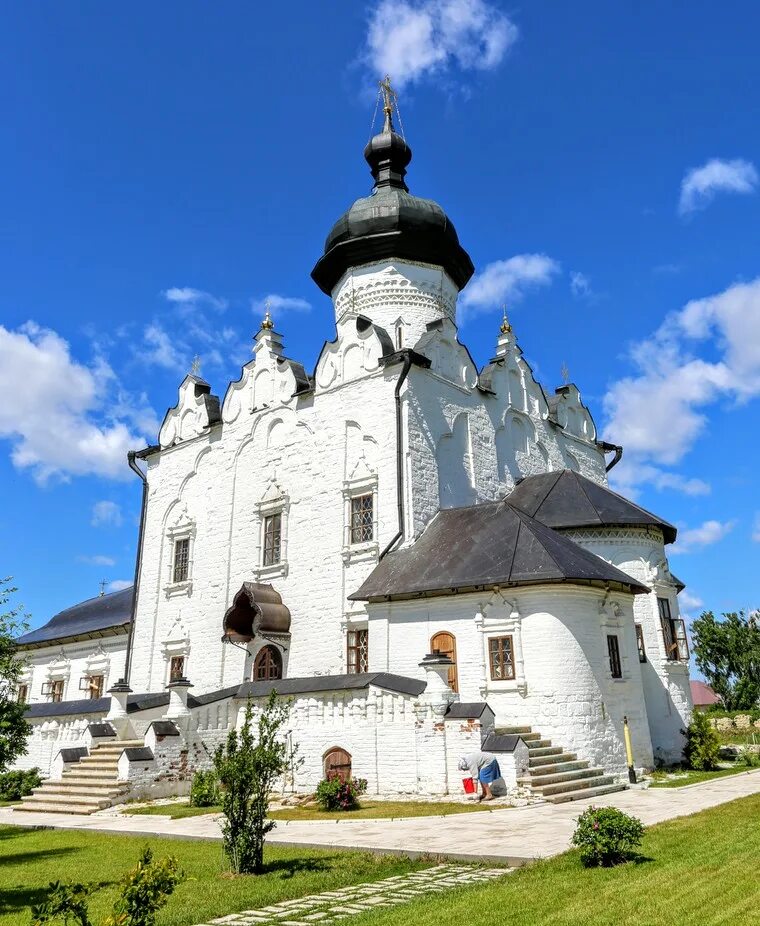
left=314, top=773, right=368, bottom=811
left=571, top=805, right=644, bottom=867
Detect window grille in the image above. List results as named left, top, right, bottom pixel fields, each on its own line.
left=488, top=636, right=515, bottom=680
left=635, top=624, right=647, bottom=663
left=263, top=513, right=282, bottom=566
left=253, top=645, right=282, bottom=680
left=173, top=537, right=190, bottom=583
left=350, top=494, right=373, bottom=544
left=169, top=656, right=185, bottom=681
left=347, top=628, right=369, bottom=674
left=607, top=634, right=623, bottom=678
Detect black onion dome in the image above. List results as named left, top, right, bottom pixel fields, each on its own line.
left=311, top=109, right=474, bottom=295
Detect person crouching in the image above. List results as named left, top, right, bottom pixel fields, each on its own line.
left=458, top=751, right=501, bottom=801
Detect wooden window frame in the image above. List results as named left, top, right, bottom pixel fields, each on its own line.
left=253, top=645, right=282, bottom=681
left=607, top=634, right=623, bottom=679
left=347, top=628, right=369, bottom=674
left=79, top=674, right=104, bottom=699
left=169, top=655, right=185, bottom=682
left=172, top=537, right=190, bottom=584
left=45, top=678, right=65, bottom=703
left=16, top=683, right=28, bottom=704
left=262, top=513, right=282, bottom=567
left=349, top=494, right=374, bottom=545
left=658, top=597, right=689, bottom=661
left=430, top=631, right=458, bottom=692
left=635, top=624, right=647, bottom=663
left=488, top=635, right=516, bottom=681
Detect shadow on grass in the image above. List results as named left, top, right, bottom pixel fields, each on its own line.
left=262, top=856, right=335, bottom=879
left=0, top=878, right=115, bottom=916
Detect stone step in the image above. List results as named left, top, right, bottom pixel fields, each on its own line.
left=64, top=766, right=120, bottom=779
left=525, top=759, right=590, bottom=777
left=14, top=801, right=102, bottom=815
left=526, top=745, right=564, bottom=758
left=494, top=725, right=533, bottom=735
left=90, top=741, right=144, bottom=753
left=524, top=739, right=553, bottom=750
left=23, top=790, right=115, bottom=807
left=530, top=751, right=578, bottom=767
left=519, top=766, right=606, bottom=787
left=545, top=783, right=627, bottom=804
left=61, top=774, right=122, bottom=786
left=533, top=775, right=615, bottom=797
left=32, top=783, right=127, bottom=799
left=77, top=760, right=120, bottom=770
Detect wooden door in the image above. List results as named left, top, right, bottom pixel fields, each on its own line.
left=323, top=748, right=352, bottom=782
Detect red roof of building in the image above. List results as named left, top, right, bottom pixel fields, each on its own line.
left=690, top=680, right=721, bottom=707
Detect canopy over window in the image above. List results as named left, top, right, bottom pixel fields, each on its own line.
left=222, top=582, right=291, bottom=643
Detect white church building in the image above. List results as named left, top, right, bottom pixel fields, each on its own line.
left=13, top=94, right=692, bottom=813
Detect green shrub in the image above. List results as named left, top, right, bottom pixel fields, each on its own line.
left=189, top=770, right=219, bottom=807
left=683, top=711, right=721, bottom=771
left=314, top=774, right=368, bottom=812
left=571, top=805, right=644, bottom=867
left=0, top=767, right=41, bottom=801
left=31, top=848, right=182, bottom=926
left=737, top=746, right=760, bottom=768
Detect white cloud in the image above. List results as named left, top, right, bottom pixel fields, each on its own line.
left=91, top=501, right=123, bottom=527
left=365, top=0, right=518, bottom=89
left=0, top=323, right=150, bottom=484
left=459, top=254, right=560, bottom=321
left=608, top=460, right=710, bottom=499
left=163, top=287, right=228, bottom=312
left=138, top=322, right=187, bottom=372
left=679, top=158, right=758, bottom=215
left=570, top=272, right=591, bottom=298
left=252, top=294, right=312, bottom=319
left=77, top=554, right=117, bottom=567
left=603, top=277, right=760, bottom=494
left=678, top=590, right=704, bottom=614
left=107, top=579, right=132, bottom=592
left=672, top=519, right=735, bottom=554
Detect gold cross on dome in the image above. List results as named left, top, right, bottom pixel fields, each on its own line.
left=500, top=305, right=512, bottom=334
left=190, top=355, right=202, bottom=376
left=261, top=298, right=274, bottom=330
left=379, top=75, right=397, bottom=115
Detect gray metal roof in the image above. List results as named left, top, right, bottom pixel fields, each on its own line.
left=445, top=702, right=492, bottom=719
left=15, top=586, right=134, bottom=649
left=237, top=672, right=426, bottom=699
left=350, top=500, right=649, bottom=602
left=507, top=470, right=677, bottom=544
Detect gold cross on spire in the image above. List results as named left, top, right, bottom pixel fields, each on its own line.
left=379, top=75, right=397, bottom=116
left=499, top=305, right=512, bottom=334
left=190, top=354, right=202, bottom=375
left=261, top=298, right=274, bottom=330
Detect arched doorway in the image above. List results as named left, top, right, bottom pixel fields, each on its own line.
left=430, top=631, right=458, bottom=692
left=323, top=747, right=352, bottom=782
left=252, top=645, right=282, bottom=681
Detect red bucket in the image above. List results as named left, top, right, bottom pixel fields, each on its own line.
left=462, top=777, right=476, bottom=794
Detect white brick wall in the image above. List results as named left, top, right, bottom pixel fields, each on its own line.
left=17, top=635, right=127, bottom=706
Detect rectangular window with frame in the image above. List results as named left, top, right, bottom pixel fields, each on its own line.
left=46, top=679, right=64, bottom=703
left=79, top=675, right=104, bottom=699
left=658, top=597, right=689, bottom=661
left=635, top=624, right=647, bottom=663
left=16, top=684, right=28, bottom=704
left=350, top=494, right=374, bottom=545
left=169, top=655, right=185, bottom=681
left=488, top=635, right=515, bottom=681
left=347, top=628, right=369, bottom=674
left=607, top=634, right=623, bottom=678
left=172, top=537, right=190, bottom=584
left=263, top=513, right=282, bottom=566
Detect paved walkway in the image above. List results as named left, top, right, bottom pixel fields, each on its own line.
left=2, top=769, right=759, bottom=865
left=200, top=865, right=509, bottom=926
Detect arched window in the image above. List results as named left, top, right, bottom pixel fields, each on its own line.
left=323, top=747, right=352, bottom=782
left=253, top=645, right=282, bottom=681
left=430, top=631, right=458, bottom=693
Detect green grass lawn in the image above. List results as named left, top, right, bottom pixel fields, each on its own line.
left=123, top=800, right=494, bottom=821
left=648, top=766, right=754, bottom=788
left=347, top=793, right=760, bottom=926
left=0, top=826, right=427, bottom=926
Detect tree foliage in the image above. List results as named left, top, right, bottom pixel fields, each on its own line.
left=0, top=577, right=31, bottom=772
left=683, top=710, right=721, bottom=771
left=691, top=610, right=760, bottom=711
left=213, top=691, right=295, bottom=874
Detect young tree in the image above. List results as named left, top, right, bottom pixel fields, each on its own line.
left=0, top=578, right=31, bottom=771
left=691, top=610, right=760, bottom=711
left=213, top=691, right=294, bottom=874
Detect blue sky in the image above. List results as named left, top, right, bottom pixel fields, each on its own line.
left=1, top=1, right=758, bottom=639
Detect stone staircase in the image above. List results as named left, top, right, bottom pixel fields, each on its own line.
left=499, top=725, right=627, bottom=803
left=14, top=740, right=143, bottom=815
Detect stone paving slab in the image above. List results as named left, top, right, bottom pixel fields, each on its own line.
left=1, top=769, right=759, bottom=865
left=200, top=866, right=510, bottom=926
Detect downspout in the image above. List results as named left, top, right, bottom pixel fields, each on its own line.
left=599, top=440, right=623, bottom=473
left=124, top=450, right=149, bottom=685
left=380, top=351, right=413, bottom=559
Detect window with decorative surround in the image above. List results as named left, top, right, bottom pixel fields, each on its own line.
left=347, top=628, right=369, bottom=674
left=255, top=483, right=289, bottom=579
left=79, top=675, right=104, bottom=699
left=350, top=495, right=373, bottom=544
left=169, top=655, right=186, bottom=681
left=42, top=679, right=65, bottom=703
left=253, top=645, right=282, bottom=680
left=165, top=512, right=195, bottom=597
left=16, top=684, right=28, bottom=704
left=342, top=469, right=378, bottom=564
left=658, top=597, right=689, bottom=661
left=635, top=624, right=647, bottom=663
left=488, top=635, right=515, bottom=681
